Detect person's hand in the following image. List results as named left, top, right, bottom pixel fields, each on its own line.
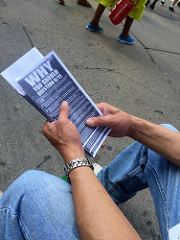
left=86, top=102, right=133, bottom=138
left=42, top=101, right=85, bottom=164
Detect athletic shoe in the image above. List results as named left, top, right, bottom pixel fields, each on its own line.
left=86, top=22, right=104, bottom=33
left=160, top=1, right=165, bottom=5
left=118, top=34, right=135, bottom=44
left=93, top=163, right=103, bottom=176
left=0, top=190, right=3, bottom=197
left=169, top=6, right=175, bottom=11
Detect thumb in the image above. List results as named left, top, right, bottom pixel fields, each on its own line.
left=86, top=115, right=110, bottom=127
left=58, top=101, right=69, bottom=122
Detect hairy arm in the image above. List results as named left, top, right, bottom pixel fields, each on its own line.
left=86, top=102, right=180, bottom=167
left=129, top=117, right=180, bottom=166
left=70, top=167, right=141, bottom=240
left=42, top=101, right=141, bottom=240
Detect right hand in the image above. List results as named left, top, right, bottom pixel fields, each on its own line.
left=42, top=101, right=85, bottom=164
left=86, top=102, right=133, bottom=138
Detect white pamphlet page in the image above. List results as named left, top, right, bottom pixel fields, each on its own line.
left=169, top=223, right=180, bottom=240
left=1, top=48, right=110, bottom=157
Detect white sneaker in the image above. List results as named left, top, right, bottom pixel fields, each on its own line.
left=93, top=163, right=103, bottom=176
left=160, top=1, right=165, bottom=5
left=0, top=190, right=3, bottom=197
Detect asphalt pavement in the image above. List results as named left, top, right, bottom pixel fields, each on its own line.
left=0, top=0, right=180, bottom=239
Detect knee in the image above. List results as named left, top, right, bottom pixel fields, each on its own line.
left=12, top=170, right=52, bottom=195
left=17, top=170, right=70, bottom=196
left=5, top=170, right=70, bottom=200
left=0, top=170, right=49, bottom=207
left=160, top=124, right=179, bottom=133
left=18, top=170, right=46, bottom=185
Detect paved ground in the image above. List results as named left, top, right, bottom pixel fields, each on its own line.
left=0, top=0, right=180, bottom=238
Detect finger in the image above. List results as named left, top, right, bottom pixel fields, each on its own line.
left=96, top=102, right=119, bottom=115
left=96, top=103, right=105, bottom=112
left=86, top=115, right=110, bottom=127
left=97, top=103, right=109, bottom=116
left=101, top=141, right=106, bottom=148
left=42, top=120, right=51, bottom=134
left=48, top=122, right=56, bottom=130
left=58, top=101, right=69, bottom=122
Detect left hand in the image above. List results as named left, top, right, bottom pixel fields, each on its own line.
left=42, top=101, right=85, bottom=164
left=86, top=102, right=133, bottom=138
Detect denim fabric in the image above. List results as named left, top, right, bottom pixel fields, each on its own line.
left=98, top=124, right=180, bottom=240
left=0, top=124, right=179, bottom=240
left=0, top=170, right=80, bottom=240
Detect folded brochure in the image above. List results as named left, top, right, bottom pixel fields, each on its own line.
left=1, top=48, right=110, bottom=157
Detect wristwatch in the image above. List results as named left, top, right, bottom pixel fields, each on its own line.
left=64, top=157, right=94, bottom=183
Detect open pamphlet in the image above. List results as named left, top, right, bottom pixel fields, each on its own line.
left=1, top=48, right=111, bottom=157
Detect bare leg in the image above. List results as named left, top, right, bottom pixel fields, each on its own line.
left=91, top=4, right=106, bottom=27
left=121, top=16, right=134, bottom=38
left=149, top=0, right=158, bottom=9
left=169, top=0, right=178, bottom=11
left=172, top=0, right=178, bottom=6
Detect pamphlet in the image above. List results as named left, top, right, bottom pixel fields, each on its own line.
left=1, top=48, right=110, bottom=157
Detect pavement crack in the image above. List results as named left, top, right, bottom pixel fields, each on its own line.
left=0, top=18, right=9, bottom=25
left=68, top=65, right=119, bottom=73
left=135, top=34, right=180, bottom=56
left=68, top=65, right=180, bottom=102
left=145, top=47, right=180, bottom=56
left=133, top=34, right=156, bottom=64
left=121, top=73, right=180, bottom=102
left=22, top=26, right=34, bottom=47
left=145, top=50, right=156, bottom=64
left=36, top=155, right=51, bottom=169
left=13, top=1, right=35, bottom=47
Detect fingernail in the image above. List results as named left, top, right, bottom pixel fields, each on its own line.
left=61, top=101, right=67, bottom=107
left=86, top=119, right=94, bottom=126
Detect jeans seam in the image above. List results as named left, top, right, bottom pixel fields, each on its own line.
left=107, top=156, right=147, bottom=197
left=107, top=184, right=118, bottom=196
left=128, top=156, right=147, bottom=179
left=147, top=162, right=170, bottom=229
left=0, top=207, right=32, bottom=240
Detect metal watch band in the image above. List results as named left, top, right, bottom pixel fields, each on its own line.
left=64, top=157, right=94, bottom=183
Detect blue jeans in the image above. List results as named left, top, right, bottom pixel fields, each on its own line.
left=0, top=124, right=179, bottom=240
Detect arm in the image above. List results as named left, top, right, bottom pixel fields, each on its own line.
left=70, top=167, right=140, bottom=240
left=129, top=117, right=180, bottom=166
left=86, top=102, right=180, bottom=167
left=42, top=101, right=141, bottom=240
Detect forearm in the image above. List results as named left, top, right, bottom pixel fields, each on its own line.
left=69, top=167, right=141, bottom=240
left=129, top=116, right=180, bottom=166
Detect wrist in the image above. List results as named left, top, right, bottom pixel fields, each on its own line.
left=64, top=157, right=94, bottom=183
left=127, top=115, right=139, bottom=139
left=61, top=148, right=85, bottom=165
left=64, top=154, right=86, bottom=165
left=69, top=166, right=94, bottom=182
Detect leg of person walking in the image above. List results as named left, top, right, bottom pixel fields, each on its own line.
left=169, top=0, right=178, bottom=11
left=0, top=170, right=80, bottom=240
left=98, top=124, right=180, bottom=240
left=149, top=0, right=159, bottom=9
left=86, top=4, right=105, bottom=32
left=118, top=16, right=135, bottom=44
left=121, top=16, right=134, bottom=38
left=118, top=0, right=147, bottom=44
